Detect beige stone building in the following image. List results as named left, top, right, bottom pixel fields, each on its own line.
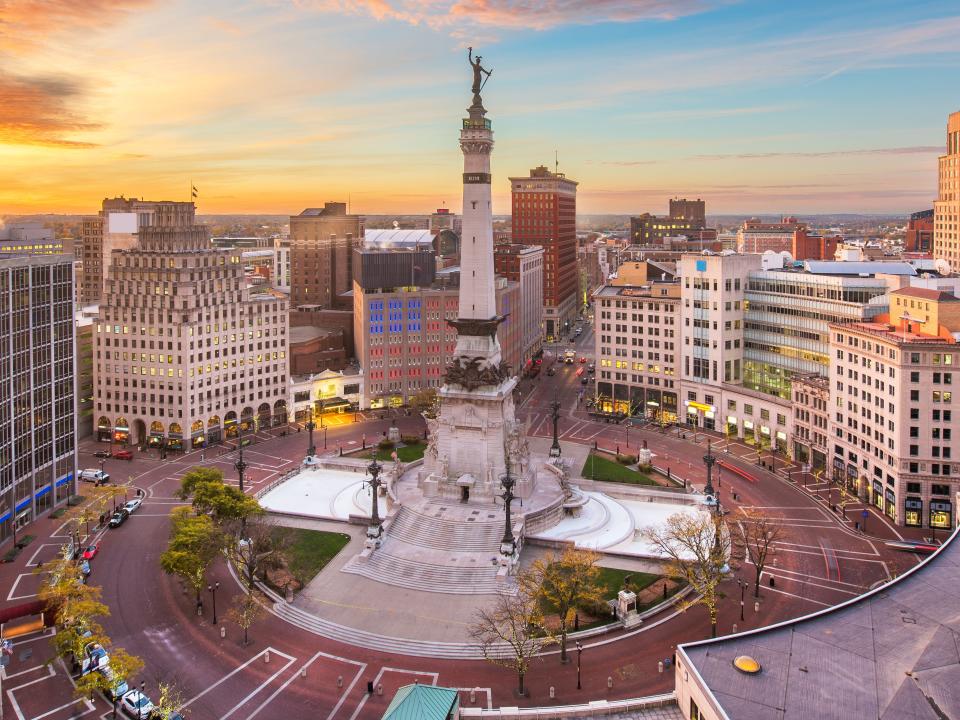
left=828, top=286, right=960, bottom=528
left=93, top=219, right=288, bottom=450
left=791, top=373, right=829, bottom=470
left=934, top=110, right=960, bottom=269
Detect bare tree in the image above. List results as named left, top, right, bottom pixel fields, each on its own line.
left=224, top=517, right=290, bottom=589
left=468, top=571, right=553, bottom=696
left=226, top=590, right=266, bottom=646
left=642, top=510, right=730, bottom=638
left=735, top=509, right=783, bottom=598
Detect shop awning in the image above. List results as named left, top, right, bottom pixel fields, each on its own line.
left=317, top=397, right=351, bottom=411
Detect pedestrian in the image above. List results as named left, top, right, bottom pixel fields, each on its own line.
left=200, top=451, right=205, bottom=461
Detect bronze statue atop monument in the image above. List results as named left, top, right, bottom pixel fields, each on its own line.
left=468, top=46, right=492, bottom=107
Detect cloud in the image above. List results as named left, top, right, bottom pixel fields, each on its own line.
left=0, top=71, right=100, bottom=148
left=293, top=0, right=715, bottom=32
left=692, top=146, right=943, bottom=160
left=0, top=0, right=154, bottom=52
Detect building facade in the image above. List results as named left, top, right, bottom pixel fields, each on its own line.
left=905, top=209, right=934, bottom=254
left=289, top=202, right=362, bottom=309
left=669, top=198, right=706, bottom=227
left=829, top=287, right=960, bottom=528
left=737, top=217, right=805, bottom=254
left=510, top=165, right=578, bottom=338
left=289, top=368, right=363, bottom=424
left=93, top=222, right=289, bottom=450
left=791, top=373, right=830, bottom=469
left=0, top=222, right=63, bottom=255
left=0, top=255, right=76, bottom=545
left=79, top=198, right=195, bottom=306
left=629, top=214, right=699, bottom=246
left=493, top=243, right=544, bottom=366
left=933, top=111, right=960, bottom=269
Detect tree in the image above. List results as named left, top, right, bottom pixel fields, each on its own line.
left=37, top=557, right=111, bottom=663
left=226, top=590, right=265, bottom=646
left=177, top=467, right=261, bottom=526
left=159, top=507, right=222, bottom=609
left=225, top=517, right=290, bottom=589
left=150, top=679, right=187, bottom=719
left=409, top=388, right=438, bottom=417
left=103, top=646, right=144, bottom=714
left=468, top=570, right=553, bottom=696
left=642, top=510, right=730, bottom=638
left=735, top=509, right=783, bottom=598
left=523, top=547, right=604, bottom=664
left=176, top=466, right=226, bottom=501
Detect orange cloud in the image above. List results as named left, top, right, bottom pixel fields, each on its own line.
left=0, top=71, right=99, bottom=148
left=0, top=0, right=154, bottom=52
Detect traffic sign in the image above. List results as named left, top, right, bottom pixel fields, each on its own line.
left=861, top=509, right=869, bottom=519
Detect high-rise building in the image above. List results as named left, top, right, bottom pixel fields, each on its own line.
left=905, top=210, right=934, bottom=254
left=828, top=286, right=960, bottom=528
left=0, top=255, right=77, bottom=545
left=510, top=165, right=578, bottom=338
left=493, top=243, right=544, bottom=366
left=93, top=221, right=289, bottom=451
left=669, top=198, right=706, bottom=227
left=289, top=203, right=362, bottom=309
left=934, top=111, right=960, bottom=268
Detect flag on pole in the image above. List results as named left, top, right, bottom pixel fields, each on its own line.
left=191, top=184, right=198, bottom=199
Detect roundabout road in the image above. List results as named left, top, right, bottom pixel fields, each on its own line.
left=0, top=411, right=921, bottom=719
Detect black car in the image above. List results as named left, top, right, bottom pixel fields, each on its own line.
left=108, top=509, right=129, bottom=528
left=93, top=450, right=111, bottom=459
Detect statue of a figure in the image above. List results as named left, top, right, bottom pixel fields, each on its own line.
left=468, top=47, right=492, bottom=99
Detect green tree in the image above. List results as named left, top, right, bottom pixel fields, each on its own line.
left=524, top=547, right=604, bottom=664
left=37, top=557, right=111, bottom=663
left=149, top=679, right=187, bottom=719
left=103, top=647, right=144, bottom=714
left=177, top=467, right=261, bottom=525
left=159, top=507, right=222, bottom=608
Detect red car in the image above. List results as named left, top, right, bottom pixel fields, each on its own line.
left=81, top=542, right=100, bottom=561
left=579, top=357, right=587, bottom=364
left=112, top=450, right=133, bottom=461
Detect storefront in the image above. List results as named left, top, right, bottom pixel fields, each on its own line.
left=904, top=497, right=923, bottom=527
left=318, top=397, right=353, bottom=417
left=743, top=420, right=755, bottom=443
left=884, top=488, right=896, bottom=521
left=97, top=417, right=112, bottom=442
left=872, top=480, right=884, bottom=511
left=930, top=500, right=952, bottom=529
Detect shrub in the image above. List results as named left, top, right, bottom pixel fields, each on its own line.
left=400, top=434, right=421, bottom=445
left=638, top=463, right=653, bottom=473
left=616, top=454, right=637, bottom=465
left=378, top=439, right=395, bottom=450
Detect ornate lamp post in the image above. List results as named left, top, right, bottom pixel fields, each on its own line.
left=702, top=440, right=716, bottom=501
left=306, top=419, right=316, bottom=458
left=366, top=458, right=384, bottom=539
left=500, top=470, right=516, bottom=557
left=235, top=423, right=248, bottom=538
left=549, top=397, right=562, bottom=458
left=208, top=582, right=220, bottom=625
left=576, top=641, right=583, bottom=690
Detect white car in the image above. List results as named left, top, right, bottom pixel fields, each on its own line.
left=79, top=469, right=110, bottom=485
left=123, top=498, right=142, bottom=514
left=120, top=690, right=154, bottom=718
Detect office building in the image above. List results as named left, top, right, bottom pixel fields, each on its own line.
left=510, top=165, right=578, bottom=338
left=594, top=261, right=680, bottom=420
left=791, top=373, right=830, bottom=470
left=290, top=202, right=362, bottom=309
left=493, top=243, right=544, bottom=366
left=79, top=197, right=195, bottom=306
left=629, top=213, right=700, bottom=246
left=934, top=111, right=960, bottom=268
left=0, top=255, right=76, bottom=545
left=93, top=220, right=289, bottom=450
left=906, top=209, right=934, bottom=254
left=737, top=217, right=806, bottom=254
left=0, top=222, right=63, bottom=255
left=828, top=286, right=960, bottom=528
left=792, top=228, right=841, bottom=260
left=669, top=198, right=706, bottom=227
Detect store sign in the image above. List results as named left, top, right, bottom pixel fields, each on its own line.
left=686, top=401, right=713, bottom=412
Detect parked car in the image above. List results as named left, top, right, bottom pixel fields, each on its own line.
left=98, top=666, right=129, bottom=702
left=81, top=542, right=100, bottom=561
left=93, top=450, right=111, bottom=459
left=112, top=450, right=133, bottom=461
left=579, top=356, right=587, bottom=364
left=79, top=560, right=91, bottom=577
left=120, top=690, right=154, bottom=718
left=108, top=509, right=129, bottom=528
left=580, top=376, right=589, bottom=385
left=587, top=364, right=595, bottom=373
left=123, top=498, right=142, bottom=514
left=79, top=469, right=110, bottom=485
left=79, top=643, right=109, bottom=676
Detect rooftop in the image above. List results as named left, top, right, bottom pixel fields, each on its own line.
left=831, top=320, right=955, bottom=345
left=363, top=228, right=436, bottom=249
left=289, top=326, right=337, bottom=344
left=804, top=261, right=918, bottom=276
left=891, top=286, right=960, bottom=302
left=680, top=527, right=960, bottom=720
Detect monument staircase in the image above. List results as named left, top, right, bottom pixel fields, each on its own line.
left=340, top=504, right=513, bottom=595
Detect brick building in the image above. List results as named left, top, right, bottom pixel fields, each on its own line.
left=906, top=209, right=934, bottom=253
left=289, top=202, right=361, bottom=309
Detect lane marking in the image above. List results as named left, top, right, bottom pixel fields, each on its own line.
left=180, top=647, right=295, bottom=712
left=347, top=667, right=438, bottom=720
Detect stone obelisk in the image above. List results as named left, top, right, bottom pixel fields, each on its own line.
left=419, top=50, right=532, bottom=504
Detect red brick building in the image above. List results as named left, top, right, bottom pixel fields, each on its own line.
left=792, top=228, right=841, bottom=260
left=509, top=165, right=578, bottom=338
left=905, top=209, right=934, bottom=253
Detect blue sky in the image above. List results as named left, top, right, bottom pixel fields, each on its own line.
left=1, top=0, right=957, bottom=214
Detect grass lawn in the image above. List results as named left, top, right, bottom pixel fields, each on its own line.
left=353, top=441, right=426, bottom=462
left=595, top=566, right=660, bottom=599
left=580, top=453, right=658, bottom=485
left=284, top=529, right=351, bottom=585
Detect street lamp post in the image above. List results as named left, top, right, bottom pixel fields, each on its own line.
left=500, top=471, right=516, bottom=557
left=235, top=424, right=248, bottom=538
left=549, top=397, right=561, bottom=458
left=366, top=458, right=384, bottom=539
left=737, top=579, right=746, bottom=622
left=576, top=641, right=582, bottom=690
left=306, top=419, right=316, bottom=458
left=702, top=441, right=716, bottom=500
left=208, top=582, right=220, bottom=624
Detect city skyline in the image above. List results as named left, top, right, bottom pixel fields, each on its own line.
left=2, top=0, right=959, bottom=215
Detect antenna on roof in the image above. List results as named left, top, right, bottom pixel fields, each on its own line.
left=555, top=149, right=559, bottom=174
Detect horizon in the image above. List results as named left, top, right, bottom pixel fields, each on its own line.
left=1, top=0, right=957, bottom=216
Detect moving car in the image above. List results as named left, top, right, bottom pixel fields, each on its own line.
left=123, top=498, right=142, bottom=514
left=81, top=542, right=100, bottom=561
left=563, top=350, right=576, bottom=364
left=112, top=450, right=133, bottom=461
left=120, top=690, right=154, bottom=718
left=580, top=376, right=589, bottom=385
left=108, top=509, right=129, bottom=528
left=587, top=364, right=595, bottom=374
left=93, top=450, right=111, bottom=459
left=79, top=469, right=110, bottom=485
left=579, top=356, right=587, bottom=364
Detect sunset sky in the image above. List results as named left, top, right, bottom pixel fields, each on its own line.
left=1, top=0, right=958, bottom=216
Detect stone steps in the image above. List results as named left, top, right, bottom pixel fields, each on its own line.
left=388, top=506, right=504, bottom=553
left=340, top=548, right=510, bottom=596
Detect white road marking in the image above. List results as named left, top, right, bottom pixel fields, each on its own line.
left=6, top=573, right=42, bottom=601
left=180, top=647, right=295, bottom=715
left=347, top=667, right=438, bottom=720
